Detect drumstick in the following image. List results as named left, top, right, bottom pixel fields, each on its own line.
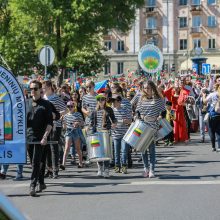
left=28, top=141, right=58, bottom=144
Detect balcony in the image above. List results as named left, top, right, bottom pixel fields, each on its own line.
left=144, top=6, right=158, bottom=15
left=190, top=26, right=203, bottom=34
left=190, top=4, right=202, bottom=12
left=143, top=28, right=159, bottom=35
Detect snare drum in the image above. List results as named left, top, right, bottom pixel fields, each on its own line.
left=87, top=131, right=112, bottom=162
left=157, top=119, right=173, bottom=141
left=123, top=119, right=155, bottom=152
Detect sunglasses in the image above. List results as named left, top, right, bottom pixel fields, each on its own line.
left=30, top=87, right=39, bottom=91
left=97, top=98, right=106, bottom=102
left=86, top=86, right=92, bottom=89
left=67, top=105, right=74, bottom=108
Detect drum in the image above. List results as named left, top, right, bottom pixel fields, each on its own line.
left=122, top=119, right=155, bottom=152
left=157, top=119, right=173, bottom=141
left=87, top=131, right=112, bottom=162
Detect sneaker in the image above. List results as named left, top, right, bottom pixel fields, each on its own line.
left=53, top=171, right=58, bottom=179
left=143, top=169, right=149, bottom=178
left=212, top=147, right=216, bottom=152
left=114, top=166, right=120, bottom=173
left=77, top=164, right=83, bottom=168
left=60, top=165, right=65, bottom=170
left=38, top=183, right=47, bottom=192
left=121, top=166, right=128, bottom=174
left=14, top=173, right=23, bottom=180
left=149, top=170, right=155, bottom=178
left=164, top=142, right=169, bottom=147
left=44, top=170, right=53, bottom=178
left=97, top=165, right=103, bottom=177
left=103, top=169, right=110, bottom=178
left=168, top=142, right=173, bottom=146
left=0, top=173, right=6, bottom=180
left=29, top=186, right=36, bottom=196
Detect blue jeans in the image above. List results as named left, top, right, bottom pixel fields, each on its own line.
left=141, top=142, right=155, bottom=171
left=113, top=138, right=129, bottom=166
left=0, top=164, right=23, bottom=175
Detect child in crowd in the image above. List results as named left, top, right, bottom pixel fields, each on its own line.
left=164, top=101, right=175, bottom=146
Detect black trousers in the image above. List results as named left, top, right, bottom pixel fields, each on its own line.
left=28, top=144, right=49, bottom=187
left=209, top=116, right=220, bottom=149
left=46, top=127, right=62, bottom=171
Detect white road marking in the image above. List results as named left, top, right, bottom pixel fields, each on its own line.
left=120, top=180, right=220, bottom=186
left=1, top=180, right=220, bottom=189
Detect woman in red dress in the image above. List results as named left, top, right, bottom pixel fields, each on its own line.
left=164, top=78, right=189, bottom=143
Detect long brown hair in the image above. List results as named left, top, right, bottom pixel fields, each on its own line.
left=96, top=99, right=108, bottom=129
left=141, top=80, right=162, bottom=101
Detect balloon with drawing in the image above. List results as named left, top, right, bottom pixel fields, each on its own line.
left=138, top=44, right=163, bottom=74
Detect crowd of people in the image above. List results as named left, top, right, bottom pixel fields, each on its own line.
left=1, top=73, right=220, bottom=197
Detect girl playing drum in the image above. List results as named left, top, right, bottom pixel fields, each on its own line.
left=136, top=81, right=166, bottom=178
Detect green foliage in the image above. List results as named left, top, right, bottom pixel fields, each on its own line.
left=0, top=0, right=144, bottom=76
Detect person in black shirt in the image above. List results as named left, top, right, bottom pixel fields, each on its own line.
left=27, top=80, right=53, bottom=196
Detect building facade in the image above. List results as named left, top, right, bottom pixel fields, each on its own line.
left=102, top=0, right=220, bottom=78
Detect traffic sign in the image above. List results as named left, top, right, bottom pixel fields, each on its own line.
left=202, top=63, right=211, bottom=75
left=39, top=45, right=55, bottom=66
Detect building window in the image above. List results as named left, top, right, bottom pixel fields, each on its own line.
left=179, top=17, right=187, bottom=28
left=104, top=62, right=111, bottom=75
left=208, top=0, right=216, bottom=5
left=117, top=41, right=124, bottom=51
left=208, top=39, right=216, bottom=49
left=180, top=39, right=187, bottom=50
left=193, top=39, right=201, bottom=48
left=146, top=0, right=156, bottom=6
left=179, top=0, right=187, bottom=5
left=192, top=16, right=201, bottom=27
left=208, top=16, right=216, bottom=27
left=147, top=17, right=157, bottom=29
left=117, top=62, right=124, bottom=75
left=104, top=41, right=112, bottom=50
left=192, top=0, right=201, bottom=5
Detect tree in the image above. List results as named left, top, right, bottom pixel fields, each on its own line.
left=0, top=0, right=144, bottom=76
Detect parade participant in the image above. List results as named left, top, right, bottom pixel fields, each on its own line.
left=204, top=82, right=220, bottom=151
left=81, top=81, right=97, bottom=126
left=112, top=94, right=132, bottom=174
left=70, top=91, right=86, bottom=164
left=79, top=86, right=87, bottom=100
left=136, top=80, right=166, bottom=178
left=196, top=85, right=209, bottom=143
left=0, top=164, right=23, bottom=180
left=178, top=78, right=192, bottom=141
left=90, top=93, right=117, bottom=178
left=59, top=85, right=71, bottom=104
left=42, top=80, right=66, bottom=179
left=27, top=80, right=53, bottom=196
left=61, top=101, right=84, bottom=169
left=164, top=78, right=189, bottom=143
left=163, top=101, right=175, bottom=146
left=130, top=80, right=144, bottom=111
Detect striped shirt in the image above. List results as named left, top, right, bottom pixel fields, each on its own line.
left=44, top=94, right=66, bottom=127
left=121, top=98, right=132, bottom=115
left=130, top=92, right=141, bottom=108
left=112, top=107, right=132, bottom=139
left=136, top=97, right=166, bottom=130
left=82, top=93, right=97, bottom=125
left=63, top=112, right=84, bottom=129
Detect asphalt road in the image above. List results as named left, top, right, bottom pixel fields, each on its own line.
left=1, top=133, right=220, bottom=220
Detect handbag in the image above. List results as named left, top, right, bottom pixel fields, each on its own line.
left=204, top=113, right=209, bottom=123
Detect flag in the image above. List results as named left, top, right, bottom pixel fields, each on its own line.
left=95, top=80, right=108, bottom=93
